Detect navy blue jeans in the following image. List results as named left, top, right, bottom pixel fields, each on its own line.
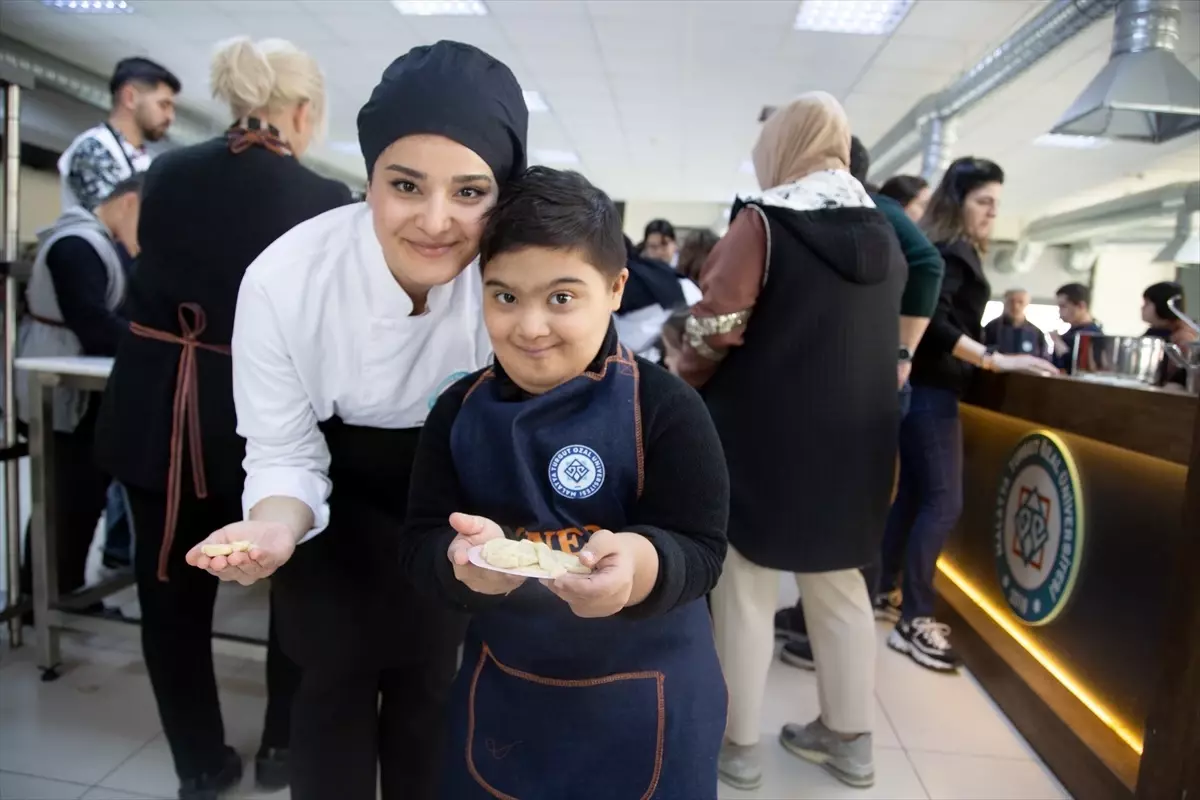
left=880, top=385, right=963, bottom=621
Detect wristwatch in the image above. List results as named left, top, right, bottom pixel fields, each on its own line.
left=898, top=346, right=913, bottom=363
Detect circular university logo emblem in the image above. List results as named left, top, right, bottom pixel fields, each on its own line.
left=548, top=444, right=605, bottom=500
left=993, top=431, right=1085, bottom=625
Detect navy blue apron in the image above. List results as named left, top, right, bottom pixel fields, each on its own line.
left=442, top=345, right=726, bottom=800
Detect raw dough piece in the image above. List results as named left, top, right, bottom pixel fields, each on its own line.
left=200, top=540, right=252, bottom=558
left=481, top=538, right=591, bottom=577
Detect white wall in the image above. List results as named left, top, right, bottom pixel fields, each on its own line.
left=621, top=201, right=725, bottom=241
left=1090, top=245, right=1179, bottom=336
left=984, top=246, right=1082, bottom=303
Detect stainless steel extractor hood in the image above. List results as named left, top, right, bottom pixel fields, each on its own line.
left=1052, top=0, right=1200, bottom=143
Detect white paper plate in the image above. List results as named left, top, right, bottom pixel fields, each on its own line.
left=466, top=545, right=589, bottom=580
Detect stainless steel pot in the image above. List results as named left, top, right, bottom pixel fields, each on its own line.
left=1071, top=335, right=1167, bottom=389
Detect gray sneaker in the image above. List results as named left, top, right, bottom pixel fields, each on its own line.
left=717, top=741, right=763, bottom=791
left=780, top=718, right=875, bottom=788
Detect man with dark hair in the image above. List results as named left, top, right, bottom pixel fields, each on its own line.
left=16, top=173, right=144, bottom=602
left=59, top=56, right=180, bottom=211
left=1052, top=282, right=1102, bottom=370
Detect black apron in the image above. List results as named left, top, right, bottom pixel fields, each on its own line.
left=440, top=347, right=726, bottom=799
left=271, top=418, right=468, bottom=671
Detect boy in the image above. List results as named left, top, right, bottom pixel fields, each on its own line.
left=400, top=167, right=730, bottom=799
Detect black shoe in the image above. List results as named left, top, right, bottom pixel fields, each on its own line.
left=255, top=746, right=289, bottom=791
left=873, top=590, right=902, bottom=623
left=887, top=617, right=961, bottom=672
left=774, top=607, right=806, bottom=643
left=780, top=637, right=815, bottom=670
left=179, top=747, right=242, bottom=800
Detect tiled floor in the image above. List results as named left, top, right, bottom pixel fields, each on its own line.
left=0, top=583, right=1070, bottom=800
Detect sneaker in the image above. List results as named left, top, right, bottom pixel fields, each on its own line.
left=774, top=606, right=805, bottom=643
left=179, top=747, right=242, bottom=800
left=779, top=638, right=815, bottom=670
left=873, top=590, right=902, bottom=623
left=255, top=746, right=289, bottom=791
left=717, top=741, right=763, bottom=791
left=887, top=617, right=961, bottom=672
left=780, top=718, right=875, bottom=788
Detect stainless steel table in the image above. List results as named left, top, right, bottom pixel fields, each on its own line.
left=15, top=356, right=265, bottom=679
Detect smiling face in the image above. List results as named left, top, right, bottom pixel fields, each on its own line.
left=483, top=247, right=628, bottom=395
left=366, top=134, right=497, bottom=304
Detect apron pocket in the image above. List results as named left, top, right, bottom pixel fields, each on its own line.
left=466, top=644, right=665, bottom=800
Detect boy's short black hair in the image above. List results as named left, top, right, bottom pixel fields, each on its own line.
left=643, top=218, right=676, bottom=242
left=110, top=57, right=181, bottom=97
left=480, top=166, right=626, bottom=276
left=103, top=172, right=145, bottom=203
left=1056, top=282, right=1091, bottom=307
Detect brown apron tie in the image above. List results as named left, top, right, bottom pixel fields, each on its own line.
left=129, top=303, right=231, bottom=581
left=29, top=313, right=68, bottom=328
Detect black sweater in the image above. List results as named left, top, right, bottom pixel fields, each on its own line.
left=400, top=334, right=730, bottom=620
left=44, top=236, right=129, bottom=356
left=912, top=239, right=991, bottom=396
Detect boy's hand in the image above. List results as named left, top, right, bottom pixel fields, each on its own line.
left=447, top=512, right=525, bottom=596
left=542, top=530, right=657, bottom=618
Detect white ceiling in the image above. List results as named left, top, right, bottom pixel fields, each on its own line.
left=1, top=0, right=1198, bottom=224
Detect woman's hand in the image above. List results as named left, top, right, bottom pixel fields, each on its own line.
left=185, top=520, right=298, bottom=585
left=993, top=353, right=1060, bottom=377
left=542, top=530, right=658, bottom=618
left=447, top=513, right=525, bottom=596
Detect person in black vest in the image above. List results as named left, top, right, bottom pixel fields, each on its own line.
left=677, top=91, right=905, bottom=791
left=399, top=166, right=730, bottom=799
left=879, top=158, right=1057, bottom=675
left=94, top=37, right=351, bottom=800
left=185, top=41, right=528, bottom=800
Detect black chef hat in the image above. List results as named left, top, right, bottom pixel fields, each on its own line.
left=357, top=41, right=528, bottom=186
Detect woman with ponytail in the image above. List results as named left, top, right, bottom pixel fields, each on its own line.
left=94, top=37, right=351, bottom=800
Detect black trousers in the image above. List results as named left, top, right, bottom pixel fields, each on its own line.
left=20, top=398, right=109, bottom=599
left=289, top=644, right=460, bottom=800
left=126, top=484, right=299, bottom=781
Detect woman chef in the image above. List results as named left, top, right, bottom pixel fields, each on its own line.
left=185, top=41, right=528, bottom=800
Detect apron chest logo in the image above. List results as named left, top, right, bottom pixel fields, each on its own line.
left=548, top=444, right=606, bottom=500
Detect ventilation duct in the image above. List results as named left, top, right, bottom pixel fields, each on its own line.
left=1052, top=0, right=1200, bottom=143
left=1022, top=181, right=1200, bottom=245
left=1154, top=209, right=1200, bottom=263
left=868, top=0, right=1119, bottom=181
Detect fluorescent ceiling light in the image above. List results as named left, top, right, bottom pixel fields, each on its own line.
left=531, top=149, right=579, bottom=165
left=793, top=0, right=913, bottom=35
left=523, top=90, right=548, bottom=113
left=391, top=0, right=487, bottom=15
left=1033, top=133, right=1111, bottom=150
left=42, top=0, right=133, bottom=11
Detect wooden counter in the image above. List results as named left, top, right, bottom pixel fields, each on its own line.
left=937, top=374, right=1196, bottom=800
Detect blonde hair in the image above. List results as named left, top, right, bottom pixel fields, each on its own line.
left=210, top=37, right=325, bottom=133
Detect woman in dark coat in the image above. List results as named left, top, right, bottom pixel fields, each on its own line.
left=678, top=91, right=906, bottom=791
left=879, top=157, right=1056, bottom=675
left=94, top=37, right=351, bottom=800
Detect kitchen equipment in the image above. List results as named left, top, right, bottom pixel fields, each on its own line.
left=1071, top=335, right=1167, bottom=389
left=1164, top=295, right=1200, bottom=393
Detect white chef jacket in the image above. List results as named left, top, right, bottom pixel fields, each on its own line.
left=232, top=202, right=492, bottom=541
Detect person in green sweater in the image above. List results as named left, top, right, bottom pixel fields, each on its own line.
left=773, top=135, right=946, bottom=669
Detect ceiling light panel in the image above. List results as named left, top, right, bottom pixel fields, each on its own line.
left=391, top=0, right=487, bottom=16
left=42, top=0, right=133, bottom=12
left=793, top=0, right=913, bottom=36
left=1033, top=133, right=1111, bottom=150
left=531, top=149, right=580, bottom=165
left=523, top=90, right=548, bottom=113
